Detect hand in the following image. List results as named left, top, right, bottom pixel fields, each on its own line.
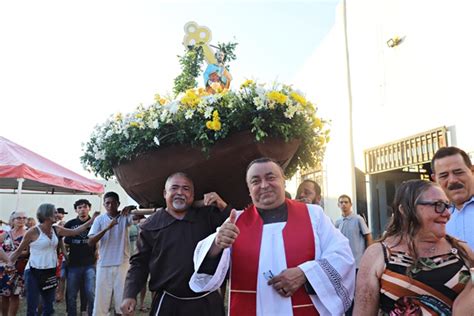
left=203, top=192, right=227, bottom=210
left=0, top=250, right=8, bottom=263
left=268, top=267, right=307, bottom=297
left=5, top=253, right=16, bottom=268
left=297, top=197, right=312, bottom=204
left=214, top=210, right=239, bottom=249
left=121, top=298, right=137, bottom=316
left=107, top=217, right=119, bottom=230
left=121, top=205, right=137, bottom=217
left=453, top=279, right=474, bottom=316
left=92, top=211, right=100, bottom=220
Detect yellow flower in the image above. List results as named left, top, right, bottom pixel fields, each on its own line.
left=154, top=93, right=161, bottom=103
left=197, top=87, right=208, bottom=97
left=181, top=89, right=200, bottom=108
left=135, top=113, right=144, bottom=119
left=129, top=122, right=139, bottom=128
left=206, top=119, right=222, bottom=131
left=206, top=112, right=222, bottom=131
left=266, top=91, right=288, bottom=104
left=240, top=79, right=254, bottom=89
left=290, top=92, right=307, bottom=106
left=114, top=112, right=123, bottom=122
left=318, top=136, right=326, bottom=144
left=312, top=117, right=322, bottom=129
left=159, top=98, right=167, bottom=105
left=305, top=102, right=315, bottom=112
left=213, top=121, right=222, bottom=131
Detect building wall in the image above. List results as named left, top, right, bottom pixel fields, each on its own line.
left=293, top=0, right=474, bottom=222
left=347, top=0, right=474, bottom=157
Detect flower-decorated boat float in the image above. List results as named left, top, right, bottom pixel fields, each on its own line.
left=81, top=22, right=329, bottom=208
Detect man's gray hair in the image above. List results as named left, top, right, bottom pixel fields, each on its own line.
left=165, top=172, right=194, bottom=189
left=37, top=203, right=56, bottom=223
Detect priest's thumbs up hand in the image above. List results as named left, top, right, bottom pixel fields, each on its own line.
left=209, top=210, right=240, bottom=257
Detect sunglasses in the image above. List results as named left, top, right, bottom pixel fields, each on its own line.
left=416, top=200, right=450, bottom=214
left=15, top=217, right=27, bottom=220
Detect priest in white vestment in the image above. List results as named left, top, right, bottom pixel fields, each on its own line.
left=190, top=158, right=356, bottom=316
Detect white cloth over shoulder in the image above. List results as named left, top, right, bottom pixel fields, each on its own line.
left=190, top=204, right=356, bottom=316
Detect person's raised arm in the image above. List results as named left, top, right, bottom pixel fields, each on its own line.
left=88, top=217, right=118, bottom=247
left=131, top=208, right=162, bottom=216
left=353, top=243, right=385, bottom=316
left=56, top=211, right=100, bottom=237
left=120, top=205, right=136, bottom=217
left=9, top=228, right=36, bottom=264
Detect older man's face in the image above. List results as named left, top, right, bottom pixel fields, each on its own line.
left=246, top=161, right=286, bottom=210
left=432, top=154, right=474, bottom=209
left=163, top=175, right=194, bottom=213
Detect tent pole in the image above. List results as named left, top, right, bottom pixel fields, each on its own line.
left=16, top=178, right=25, bottom=210
left=98, top=193, right=104, bottom=212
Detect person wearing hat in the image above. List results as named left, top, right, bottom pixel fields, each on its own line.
left=56, top=208, right=68, bottom=226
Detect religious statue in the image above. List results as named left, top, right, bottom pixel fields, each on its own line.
left=182, top=21, right=232, bottom=94
left=203, top=51, right=232, bottom=94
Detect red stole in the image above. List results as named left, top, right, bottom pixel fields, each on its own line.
left=229, top=199, right=319, bottom=316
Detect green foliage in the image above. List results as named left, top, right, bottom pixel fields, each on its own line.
left=216, top=41, right=238, bottom=69
left=173, top=46, right=204, bottom=96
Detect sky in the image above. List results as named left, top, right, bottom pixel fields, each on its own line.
left=0, top=0, right=339, bottom=179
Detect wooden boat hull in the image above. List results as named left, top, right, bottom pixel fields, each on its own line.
left=113, top=132, right=300, bottom=208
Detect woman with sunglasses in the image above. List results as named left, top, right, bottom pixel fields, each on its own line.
left=354, top=179, right=474, bottom=315
left=0, top=211, right=28, bottom=316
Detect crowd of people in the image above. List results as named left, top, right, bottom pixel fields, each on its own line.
left=0, top=145, right=473, bottom=315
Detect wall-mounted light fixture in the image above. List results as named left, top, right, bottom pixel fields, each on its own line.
left=387, top=35, right=404, bottom=48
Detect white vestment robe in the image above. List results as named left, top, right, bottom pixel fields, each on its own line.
left=190, top=204, right=356, bottom=316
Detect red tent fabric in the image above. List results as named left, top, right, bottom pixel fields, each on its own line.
left=0, top=136, right=104, bottom=194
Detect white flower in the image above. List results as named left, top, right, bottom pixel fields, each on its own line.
left=284, top=105, right=298, bottom=119
left=204, top=95, right=217, bottom=105
left=204, top=106, right=214, bottom=119
left=164, top=101, right=180, bottom=114
left=160, top=109, right=170, bottom=122
left=185, top=109, right=194, bottom=120
left=105, top=129, right=114, bottom=138
left=94, top=150, right=105, bottom=160
left=153, top=136, right=160, bottom=146
left=151, top=119, right=159, bottom=129
left=253, top=96, right=266, bottom=110
left=255, top=87, right=266, bottom=98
